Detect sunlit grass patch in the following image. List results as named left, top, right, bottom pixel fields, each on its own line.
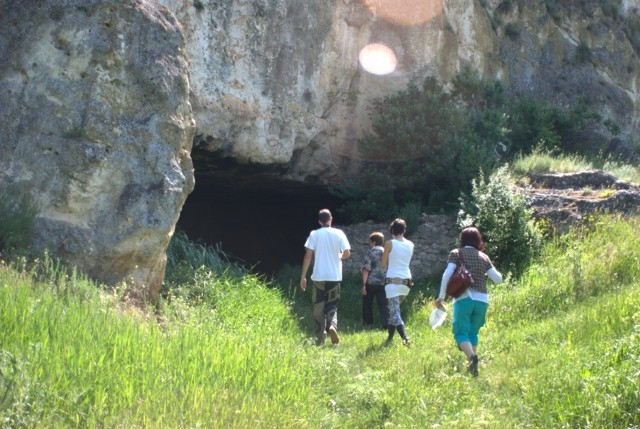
left=511, top=149, right=640, bottom=184
left=1, top=215, right=640, bottom=427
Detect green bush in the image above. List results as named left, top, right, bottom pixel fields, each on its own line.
left=163, top=230, right=247, bottom=305
left=545, top=0, right=562, bottom=21
left=575, top=41, right=593, bottom=64
left=333, top=75, right=498, bottom=221
left=504, top=22, right=520, bottom=40
left=496, top=0, right=513, bottom=14
left=506, top=97, right=602, bottom=157
left=332, top=170, right=399, bottom=223
left=397, top=201, right=422, bottom=236
left=0, top=185, right=39, bottom=256
left=333, top=68, right=615, bottom=222
left=458, top=165, right=543, bottom=276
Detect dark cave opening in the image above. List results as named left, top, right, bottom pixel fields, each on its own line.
left=177, top=167, right=344, bottom=277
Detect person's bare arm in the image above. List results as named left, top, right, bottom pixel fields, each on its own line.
left=300, top=248, right=314, bottom=291
left=381, top=240, right=392, bottom=268
left=340, top=249, right=351, bottom=260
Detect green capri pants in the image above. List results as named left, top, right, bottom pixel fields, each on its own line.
left=452, top=297, right=489, bottom=347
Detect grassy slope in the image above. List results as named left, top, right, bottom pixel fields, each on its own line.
left=1, top=216, right=639, bottom=428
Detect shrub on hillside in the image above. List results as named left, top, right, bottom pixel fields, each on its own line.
left=397, top=201, right=422, bottom=236
left=0, top=185, right=39, bottom=257
left=333, top=68, right=623, bottom=223
left=458, top=165, right=543, bottom=276
left=163, top=230, right=247, bottom=305
left=333, top=76, right=498, bottom=222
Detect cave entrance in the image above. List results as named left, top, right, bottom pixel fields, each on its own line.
left=177, top=164, right=344, bottom=277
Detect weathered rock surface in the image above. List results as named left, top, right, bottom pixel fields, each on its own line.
left=523, top=170, right=640, bottom=233
left=157, top=0, right=640, bottom=186
left=2, top=0, right=640, bottom=296
left=0, top=0, right=194, bottom=298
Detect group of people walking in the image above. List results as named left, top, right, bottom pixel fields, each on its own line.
left=300, top=208, right=502, bottom=377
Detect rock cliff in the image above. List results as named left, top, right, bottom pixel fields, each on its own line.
left=0, top=0, right=194, bottom=299
left=158, top=0, right=640, bottom=185
left=2, top=0, right=640, bottom=296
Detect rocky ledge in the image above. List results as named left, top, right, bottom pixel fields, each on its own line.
left=523, top=170, right=640, bottom=234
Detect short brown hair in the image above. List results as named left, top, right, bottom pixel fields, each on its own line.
left=389, top=218, right=407, bottom=236
left=369, top=231, right=384, bottom=246
left=318, top=209, right=332, bottom=224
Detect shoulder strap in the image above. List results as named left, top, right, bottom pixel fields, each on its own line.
left=458, top=248, right=467, bottom=267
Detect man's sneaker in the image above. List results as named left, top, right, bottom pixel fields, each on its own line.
left=467, top=355, right=479, bottom=377
left=327, top=326, right=340, bottom=345
left=402, top=338, right=411, bottom=348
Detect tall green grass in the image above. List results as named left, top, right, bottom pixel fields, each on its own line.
left=511, top=149, right=640, bottom=183
left=1, top=216, right=639, bottom=427
left=0, top=258, right=312, bottom=428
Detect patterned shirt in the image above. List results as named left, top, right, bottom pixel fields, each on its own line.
left=361, top=246, right=385, bottom=286
left=447, top=247, right=495, bottom=293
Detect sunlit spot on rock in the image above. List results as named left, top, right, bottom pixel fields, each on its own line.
left=359, top=43, right=397, bottom=75
left=364, top=0, right=444, bottom=26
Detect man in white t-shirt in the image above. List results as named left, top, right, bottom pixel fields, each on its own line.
left=300, top=209, right=351, bottom=345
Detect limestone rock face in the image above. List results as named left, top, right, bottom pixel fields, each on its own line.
left=0, top=0, right=195, bottom=297
left=157, top=0, right=640, bottom=185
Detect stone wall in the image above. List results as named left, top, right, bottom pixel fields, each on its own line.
left=339, top=215, right=457, bottom=280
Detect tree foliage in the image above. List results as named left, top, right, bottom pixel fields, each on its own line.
left=334, top=67, right=613, bottom=224
left=335, top=76, right=498, bottom=222
left=457, top=166, right=543, bottom=276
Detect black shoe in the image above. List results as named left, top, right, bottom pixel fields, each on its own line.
left=467, top=355, right=479, bottom=377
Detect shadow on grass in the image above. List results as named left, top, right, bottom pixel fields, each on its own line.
left=273, top=266, right=442, bottom=339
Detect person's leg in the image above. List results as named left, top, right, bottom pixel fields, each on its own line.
left=312, top=281, right=327, bottom=345
left=458, top=341, right=475, bottom=359
left=362, top=284, right=375, bottom=327
left=468, top=301, right=489, bottom=349
left=466, top=301, right=488, bottom=375
left=452, top=297, right=474, bottom=358
left=394, top=296, right=410, bottom=346
left=453, top=298, right=482, bottom=376
left=373, top=284, right=389, bottom=329
left=387, top=296, right=403, bottom=327
left=324, top=281, right=341, bottom=344
left=386, top=296, right=405, bottom=343
left=397, top=324, right=410, bottom=347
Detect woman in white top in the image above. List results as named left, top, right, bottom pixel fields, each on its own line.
left=381, top=218, right=414, bottom=347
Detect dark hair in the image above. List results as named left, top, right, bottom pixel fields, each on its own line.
left=318, top=209, right=332, bottom=224
left=389, top=218, right=407, bottom=236
left=460, top=227, right=485, bottom=251
left=369, top=231, right=384, bottom=246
